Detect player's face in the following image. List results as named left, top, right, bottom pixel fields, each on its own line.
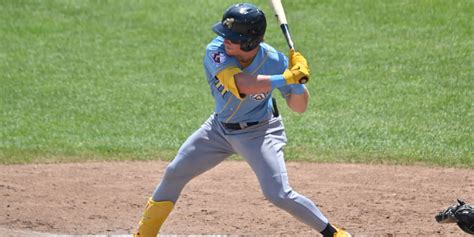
left=223, top=38, right=242, bottom=56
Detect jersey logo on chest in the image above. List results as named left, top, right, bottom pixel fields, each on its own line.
left=251, top=93, right=269, bottom=101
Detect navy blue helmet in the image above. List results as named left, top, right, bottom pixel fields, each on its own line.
left=212, top=3, right=266, bottom=51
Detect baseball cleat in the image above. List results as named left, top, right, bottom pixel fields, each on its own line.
left=333, top=225, right=352, bottom=237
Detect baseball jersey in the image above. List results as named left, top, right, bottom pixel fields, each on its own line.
left=203, top=36, right=294, bottom=123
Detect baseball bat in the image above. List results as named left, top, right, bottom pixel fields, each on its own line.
left=268, top=0, right=308, bottom=84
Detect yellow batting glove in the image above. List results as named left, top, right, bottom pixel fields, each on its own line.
left=289, top=50, right=308, bottom=68
left=283, top=50, right=310, bottom=84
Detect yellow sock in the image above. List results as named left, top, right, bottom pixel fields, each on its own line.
left=134, top=198, right=174, bottom=237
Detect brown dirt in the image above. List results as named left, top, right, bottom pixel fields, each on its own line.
left=0, top=160, right=473, bottom=236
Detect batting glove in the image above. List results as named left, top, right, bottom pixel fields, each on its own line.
left=283, top=50, right=310, bottom=84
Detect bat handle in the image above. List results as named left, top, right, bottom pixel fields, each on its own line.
left=280, top=24, right=295, bottom=50
left=279, top=24, right=308, bottom=84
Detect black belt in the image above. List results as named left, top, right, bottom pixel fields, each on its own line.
left=220, top=98, right=279, bottom=130
left=222, top=121, right=260, bottom=130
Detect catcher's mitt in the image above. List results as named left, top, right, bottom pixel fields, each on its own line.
left=435, top=199, right=474, bottom=235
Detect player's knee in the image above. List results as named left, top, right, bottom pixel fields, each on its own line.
left=263, top=188, right=296, bottom=207
left=163, top=162, right=188, bottom=181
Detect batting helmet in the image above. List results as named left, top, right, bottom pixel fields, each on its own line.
left=212, top=3, right=266, bottom=52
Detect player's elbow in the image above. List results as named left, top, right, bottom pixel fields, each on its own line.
left=290, top=106, right=307, bottom=114
left=288, top=99, right=308, bottom=113
left=286, top=94, right=309, bottom=113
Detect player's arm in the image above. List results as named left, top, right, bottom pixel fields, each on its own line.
left=285, top=84, right=309, bottom=113
left=234, top=53, right=310, bottom=95
left=216, top=67, right=273, bottom=98
left=283, top=50, right=310, bottom=113
left=234, top=73, right=273, bottom=94
left=218, top=70, right=302, bottom=96
left=216, top=50, right=310, bottom=98
left=220, top=68, right=310, bottom=113
left=217, top=67, right=308, bottom=98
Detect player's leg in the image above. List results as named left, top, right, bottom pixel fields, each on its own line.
left=233, top=119, right=347, bottom=236
left=151, top=123, right=233, bottom=202
left=135, top=116, right=233, bottom=236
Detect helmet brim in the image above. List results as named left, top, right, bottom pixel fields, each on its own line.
left=212, top=22, right=249, bottom=42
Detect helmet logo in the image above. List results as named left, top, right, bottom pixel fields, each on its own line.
left=223, top=18, right=235, bottom=29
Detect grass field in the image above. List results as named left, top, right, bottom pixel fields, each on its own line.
left=1, top=0, right=472, bottom=167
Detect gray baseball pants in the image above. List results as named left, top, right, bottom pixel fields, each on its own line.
left=152, top=113, right=329, bottom=231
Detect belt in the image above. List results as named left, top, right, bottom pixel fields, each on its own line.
left=222, top=121, right=260, bottom=130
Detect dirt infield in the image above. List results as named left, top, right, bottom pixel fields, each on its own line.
left=0, top=160, right=473, bottom=236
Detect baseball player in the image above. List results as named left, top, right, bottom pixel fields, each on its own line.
left=134, top=3, right=351, bottom=237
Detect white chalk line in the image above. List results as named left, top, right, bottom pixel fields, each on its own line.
left=0, top=228, right=253, bottom=237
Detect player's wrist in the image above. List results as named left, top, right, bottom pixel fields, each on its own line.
left=269, top=74, right=287, bottom=89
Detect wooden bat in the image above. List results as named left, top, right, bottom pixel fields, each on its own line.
left=268, top=0, right=308, bottom=84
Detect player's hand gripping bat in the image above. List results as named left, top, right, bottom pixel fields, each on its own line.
left=268, top=0, right=308, bottom=84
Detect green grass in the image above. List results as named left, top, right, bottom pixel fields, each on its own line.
left=1, top=0, right=472, bottom=167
